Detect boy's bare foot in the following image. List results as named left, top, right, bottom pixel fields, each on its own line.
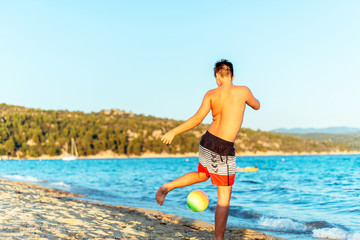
left=155, top=185, right=169, bottom=206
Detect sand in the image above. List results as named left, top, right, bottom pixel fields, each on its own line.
left=0, top=178, right=284, bottom=240
left=1, top=149, right=359, bottom=161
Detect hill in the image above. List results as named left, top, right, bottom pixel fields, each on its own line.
left=0, top=104, right=356, bottom=158
left=271, top=127, right=360, bottom=135
left=275, top=133, right=360, bottom=150
left=271, top=127, right=360, bottom=150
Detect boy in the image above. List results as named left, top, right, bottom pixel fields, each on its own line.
left=155, top=59, right=260, bottom=240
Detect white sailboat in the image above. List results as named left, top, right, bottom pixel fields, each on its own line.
left=63, top=138, right=78, bottom=161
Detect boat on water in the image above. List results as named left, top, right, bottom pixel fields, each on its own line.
left=63, top=138, right=78, bottom=161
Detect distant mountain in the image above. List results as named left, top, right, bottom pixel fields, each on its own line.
left=271, top=127, right=360, bottom=135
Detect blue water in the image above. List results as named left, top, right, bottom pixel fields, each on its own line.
left=0, top=155, right=359, bottom=240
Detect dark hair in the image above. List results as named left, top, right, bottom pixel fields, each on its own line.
left=214, top=59, right=233, bottom=78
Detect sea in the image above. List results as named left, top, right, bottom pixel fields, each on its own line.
left=0, top=155, right=359, bottom=240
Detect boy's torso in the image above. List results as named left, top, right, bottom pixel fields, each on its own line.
left=207, top=85, right=248, bottom=142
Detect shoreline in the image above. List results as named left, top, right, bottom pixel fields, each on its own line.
left=0, top=177, right=283, bottom=239
left=1, top=150, right=360, bottom=160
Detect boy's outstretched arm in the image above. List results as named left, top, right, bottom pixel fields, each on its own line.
left=161, top=92, right=211, bottom=144
left=245, top=87, right=260, bottom=110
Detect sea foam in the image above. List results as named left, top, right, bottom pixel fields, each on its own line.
left=258, top=216, right=304, bottom=231
left=51, top=181, right=72, bottom=189
left=312, top=228, right=347, bottom=240
left=347, top=232, right=360, bottom=240
left=3, top=174, right=45, bottom=183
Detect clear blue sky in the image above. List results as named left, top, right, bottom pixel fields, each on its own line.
left=1, top=1, right=359, bottom=131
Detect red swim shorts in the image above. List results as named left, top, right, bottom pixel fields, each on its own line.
left=198, top=131, right=236, bottom=186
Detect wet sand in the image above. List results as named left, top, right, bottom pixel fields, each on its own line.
left=0, top=178, right=283, bottom=239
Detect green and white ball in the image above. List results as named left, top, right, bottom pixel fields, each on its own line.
left=187, top=190, right=209, bottom=212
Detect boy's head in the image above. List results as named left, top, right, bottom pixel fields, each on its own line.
left=214, top=59, right=233, bottom=79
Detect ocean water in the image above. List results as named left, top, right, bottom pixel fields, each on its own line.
left=0, top=155, right=359, bottom=240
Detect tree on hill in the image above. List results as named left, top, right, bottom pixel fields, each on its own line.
left=0, top=104, right=355, bottom=158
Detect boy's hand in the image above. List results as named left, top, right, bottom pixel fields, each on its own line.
left=161, top=131, right=175, bottom=144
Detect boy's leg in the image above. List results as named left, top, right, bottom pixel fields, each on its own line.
left=215, top=185, right=232, bottom=240
left=155, top=171, right=209, bottom=205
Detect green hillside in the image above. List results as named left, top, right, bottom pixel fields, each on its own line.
left=0, top=104, right=354, bottom=158
left=278, top=133, right=360, bottom=150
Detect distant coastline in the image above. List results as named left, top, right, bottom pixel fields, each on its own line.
left=1, top=149, right=359, bottom=160
left=1, top=104, right=357, bottom=160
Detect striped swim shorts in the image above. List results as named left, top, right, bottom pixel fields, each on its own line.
left=198, top=131, right=237, bottom=186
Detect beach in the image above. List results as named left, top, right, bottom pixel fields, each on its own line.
left=1, top=149, right=360, bottom=161
left=0, top=178, right=282, bottom=240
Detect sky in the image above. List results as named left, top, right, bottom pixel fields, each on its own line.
left=1, top=1, right=359, bottom=131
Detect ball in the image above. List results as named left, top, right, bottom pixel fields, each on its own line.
left=187, top=190, right=209, bottom=212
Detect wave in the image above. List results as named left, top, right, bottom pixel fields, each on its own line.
left=347, top=232, right=360, bottom=240
left=228, top=207, right=262, bottom=219
left=207, top=205, right=263, bottom=220
left=304, top=221, right=334, bottom=230
left=258, top=217, right=359, bottom=240
left=2, top=174, right=46, bottom=183
left=312, top=228, right=360, bottom=240
left=50, top=181, right=72, bottom=189
left=258, top=216, right=305, bottom=232
left=3, top=174, right=73, bottom=191
left=239, top=180, right=262, bottom=184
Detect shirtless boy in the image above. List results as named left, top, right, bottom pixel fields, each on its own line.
left=155, top=59, right=260, bottom=240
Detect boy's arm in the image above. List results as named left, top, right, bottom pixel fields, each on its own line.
left=244, top=87, right=260, bottom=110
left=161, top=92, right=211, bottom=144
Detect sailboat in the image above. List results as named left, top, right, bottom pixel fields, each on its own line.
left=63, top=138, right=78, bottom=161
